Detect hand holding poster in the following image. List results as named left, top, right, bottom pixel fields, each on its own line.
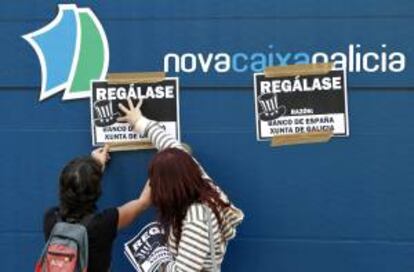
left=124, top=222, right=173, bottom=272
left=254, top=68, right=349, bottom=141
left=90, top=78, right=180, bottom=148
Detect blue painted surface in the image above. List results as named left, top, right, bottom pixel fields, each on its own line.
left=1, top=1, right=414, bottom=271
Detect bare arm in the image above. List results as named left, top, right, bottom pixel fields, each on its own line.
left=91, top=145, right=152, bottom=230
left=117, top=181, right=151, bottom=229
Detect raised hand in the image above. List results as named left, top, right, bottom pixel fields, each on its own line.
left=91, top=144, right=110, bottom=170
left=117, top=98, right=143, bottom=127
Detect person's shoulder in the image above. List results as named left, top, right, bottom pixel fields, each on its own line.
left=44, top=206, right=59, bottom=222
left=89, top=208, right=119, bottom=233
left=184, top=203, right=211, bottom=223
left=43, top=207, right=59, bottom=239
left=98, top=207, right=119, bottom=217
left=92, top=208, right=119, bottom=224
left=85, top=208, right=119, bottom=242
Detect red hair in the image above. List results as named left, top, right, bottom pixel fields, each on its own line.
left=148, top=148, right=229, bottom=242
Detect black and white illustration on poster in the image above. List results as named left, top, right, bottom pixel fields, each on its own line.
left=124, top=222, right=173, bottom=272
left=254, top=69, right=349, bottom=140
left=90, top=78, right=180, bottom=146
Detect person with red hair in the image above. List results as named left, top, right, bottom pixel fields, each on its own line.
left=119, top=99, right=244, bottom=272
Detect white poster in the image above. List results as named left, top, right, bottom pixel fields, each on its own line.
left=254, top=69, right=349, bottom=141
left=90, top=78, right=180, bottom=146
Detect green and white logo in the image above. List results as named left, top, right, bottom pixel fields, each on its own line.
left=23, top=4, right=109, bottom=101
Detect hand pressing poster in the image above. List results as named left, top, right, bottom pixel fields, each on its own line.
left=124, top=222, right=173, bottom=272
left=254, top=69, right=349, bottom=141
left=90, top=78, right=180, bottom=147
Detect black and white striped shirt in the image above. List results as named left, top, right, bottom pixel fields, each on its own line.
left=134, top=118, right=244, bottom=272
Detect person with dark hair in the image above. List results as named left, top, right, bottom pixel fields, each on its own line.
left=119, top=99, right=244, bottom=272
left=43, top=145, right=151, bottom=272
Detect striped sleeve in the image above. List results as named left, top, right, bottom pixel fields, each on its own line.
left=146, top=121, right=183, bottom=151
left=164, top=205, right=212, bottom=272
left=134, top=117, right=211, bottom=180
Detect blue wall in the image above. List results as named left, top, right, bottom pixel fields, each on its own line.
left=1, top=1, right=414, bottom=271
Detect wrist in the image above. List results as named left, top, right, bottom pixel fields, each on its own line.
left=91, top=155, right=106, bottom=172
left=133, top=116, right=151, bottom=133
left=100, top=163, right=106, bottom=172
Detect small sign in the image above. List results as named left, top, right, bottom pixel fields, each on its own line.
left=90, top=78, right=180, bottom=147
left=254, top=69, right=349, bottom=141
left=124, top=222, right=173, bottom=272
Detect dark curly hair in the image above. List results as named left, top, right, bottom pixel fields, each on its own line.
left=59, top=156, right=103, bottom=222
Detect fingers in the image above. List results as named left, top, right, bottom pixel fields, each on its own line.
left=93, top=144, right=109, bottom=155
left=92, top=147, right=102, bottom=154
left=137, top=99, right=144, bottom=109
left=103, top=144, right=110, bottom=154
left=127, top=98, right=134, bottom=110
left=118, top=103, right=129, bottom=114
left=103, top=144, right=111, bottom=161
